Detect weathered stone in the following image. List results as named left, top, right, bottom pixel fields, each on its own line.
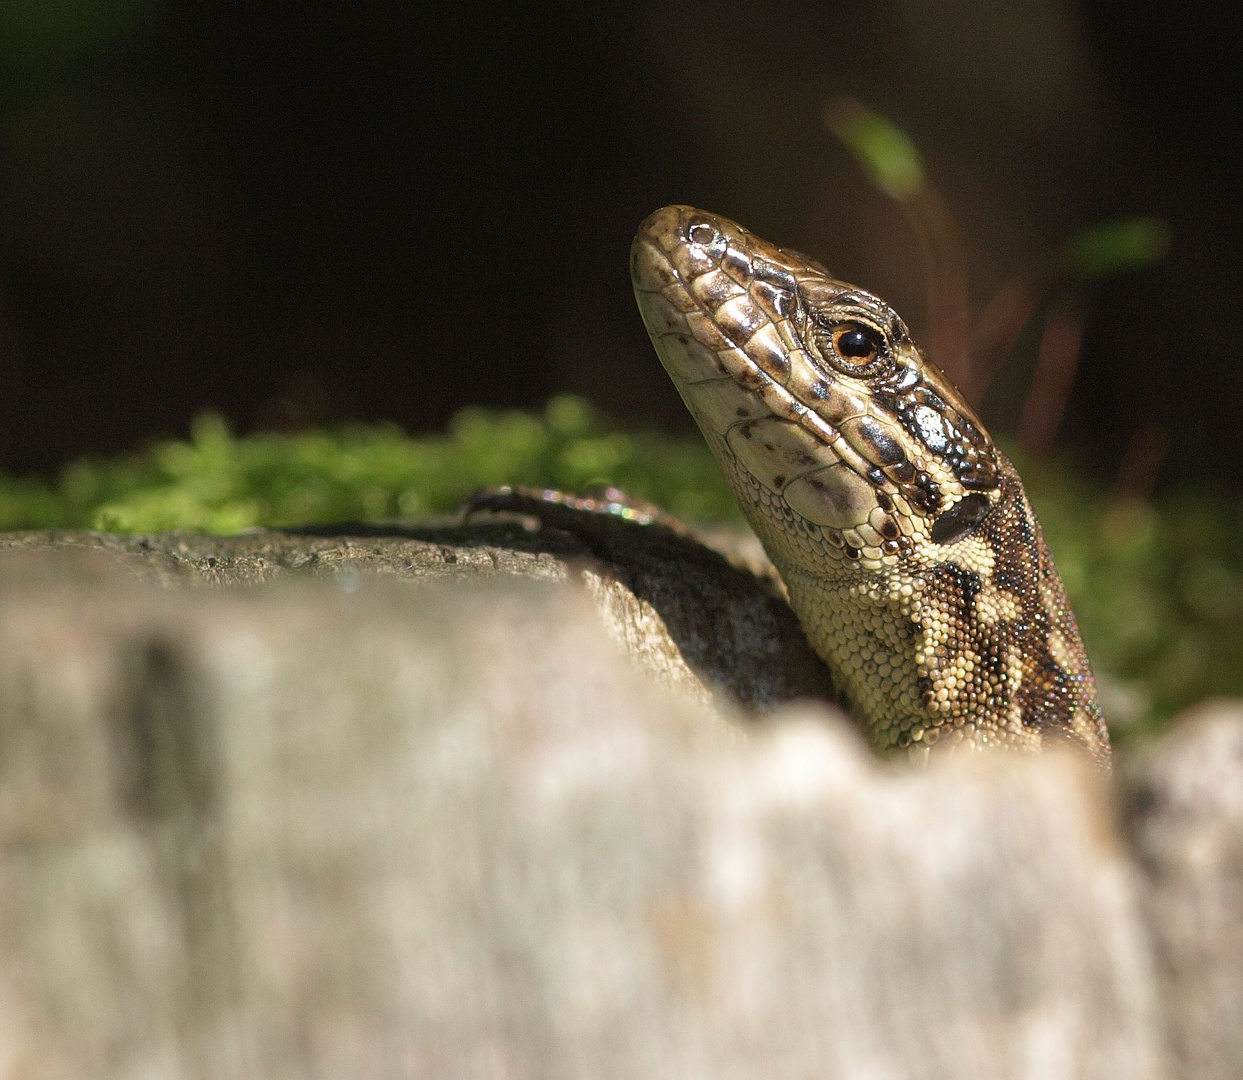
left=0, top=518, right=834, bottom=713
left=0, top=551, right=1168, bottom=1079
left=6, top=530, right=1243, bottom=1078
left=1125, top=700, right=1243, bottom=1080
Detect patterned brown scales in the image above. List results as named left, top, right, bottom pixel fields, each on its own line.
left=631, top=205, right=1110, bottom=766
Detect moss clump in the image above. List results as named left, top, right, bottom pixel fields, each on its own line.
left=0, top=396, right=737, bottom=534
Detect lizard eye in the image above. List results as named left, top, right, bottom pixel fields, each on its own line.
left=808, top=318, right=891, bottom=379
left=832, top=323, right=880, bottom=365
left=688, top=222, right=717, bottom=246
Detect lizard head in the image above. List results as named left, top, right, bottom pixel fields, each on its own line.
left=631, top=204, right=1003, bottom=572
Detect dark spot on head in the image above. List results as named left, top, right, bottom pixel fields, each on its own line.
left=876, top=492, right=893, bottom=511
left=872, top=391, right=901, bottom=415
left=844, top=544, right=861, bottom=560
left=908, top=488, right=935, bottom=513
left=811, top=380, right=829, bottom=400
left=867, top=467, right=886, bottom=485
left=930, top=493, right=991, bottom=545
left=736, top=407, right=750, bottom=418
left=773, top=474, right=786, bottom=487
left=879, top=519, right=899, bottom=539
left=740, top=424, right=754, bottom=439
left=915, top=474, right=941, bottom=507
left=855, top=418, right=906, bottom=465
left=958, top=468, right=1000, bottom=491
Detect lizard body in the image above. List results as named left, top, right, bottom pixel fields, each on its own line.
left=631, top=205, right=1109, bottom=765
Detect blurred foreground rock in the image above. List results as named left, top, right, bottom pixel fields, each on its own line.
left=0, top=530, right=1237, bottom=1078
left=0, top=520, right=833, bottom=713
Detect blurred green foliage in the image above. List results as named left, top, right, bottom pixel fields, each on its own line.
left=1055, top=216, right=1173, bottom=282
left=824, top=99, right=925, bottom=200
left=0, top=395, right=1238, bottom=741
left=0, top=396, right=736, bottom=534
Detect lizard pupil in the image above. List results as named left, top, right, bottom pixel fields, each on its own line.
left=833, top=324, right=878, bottom=362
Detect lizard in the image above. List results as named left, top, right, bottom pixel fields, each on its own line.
left=629, top=205, right=1110, bottom=767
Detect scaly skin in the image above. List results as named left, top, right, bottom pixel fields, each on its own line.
left=631, top=205, right=1109, bottom=766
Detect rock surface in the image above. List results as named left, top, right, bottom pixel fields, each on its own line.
left=1124, top=701, right=1243, bottom=1080
left=0, top=519, right=834, bottom=712
left=0, top=527, right=1237, bottom=1078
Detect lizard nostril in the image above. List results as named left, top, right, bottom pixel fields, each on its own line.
left=688, top=222, right=717, bottom=246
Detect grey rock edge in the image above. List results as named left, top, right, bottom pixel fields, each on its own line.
left=0, top=524, right=1238, bottom=1080
left=0, top=518, right=835, bottom=715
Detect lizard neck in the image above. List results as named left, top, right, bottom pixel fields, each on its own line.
left=731, top=448, right=1108, bottom=764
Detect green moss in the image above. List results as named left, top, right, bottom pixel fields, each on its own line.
left=0, top=396, right=738, bottom=534
left=1, top=397, right=1237, bottom=739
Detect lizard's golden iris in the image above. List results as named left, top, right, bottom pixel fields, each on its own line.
left=831, top=323, right=880, bottom=365
left=812, top=319, right=889, bottom=378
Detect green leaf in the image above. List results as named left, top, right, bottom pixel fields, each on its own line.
left=825, top=99, right=925, bottom=200
left=1057, top=216, right=1172, bottom=282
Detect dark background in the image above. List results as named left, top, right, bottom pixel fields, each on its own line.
left=0, top=0, right=1239, bottom=487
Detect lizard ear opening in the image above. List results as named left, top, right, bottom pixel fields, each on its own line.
left=929, top=493, right=991, bottom=545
